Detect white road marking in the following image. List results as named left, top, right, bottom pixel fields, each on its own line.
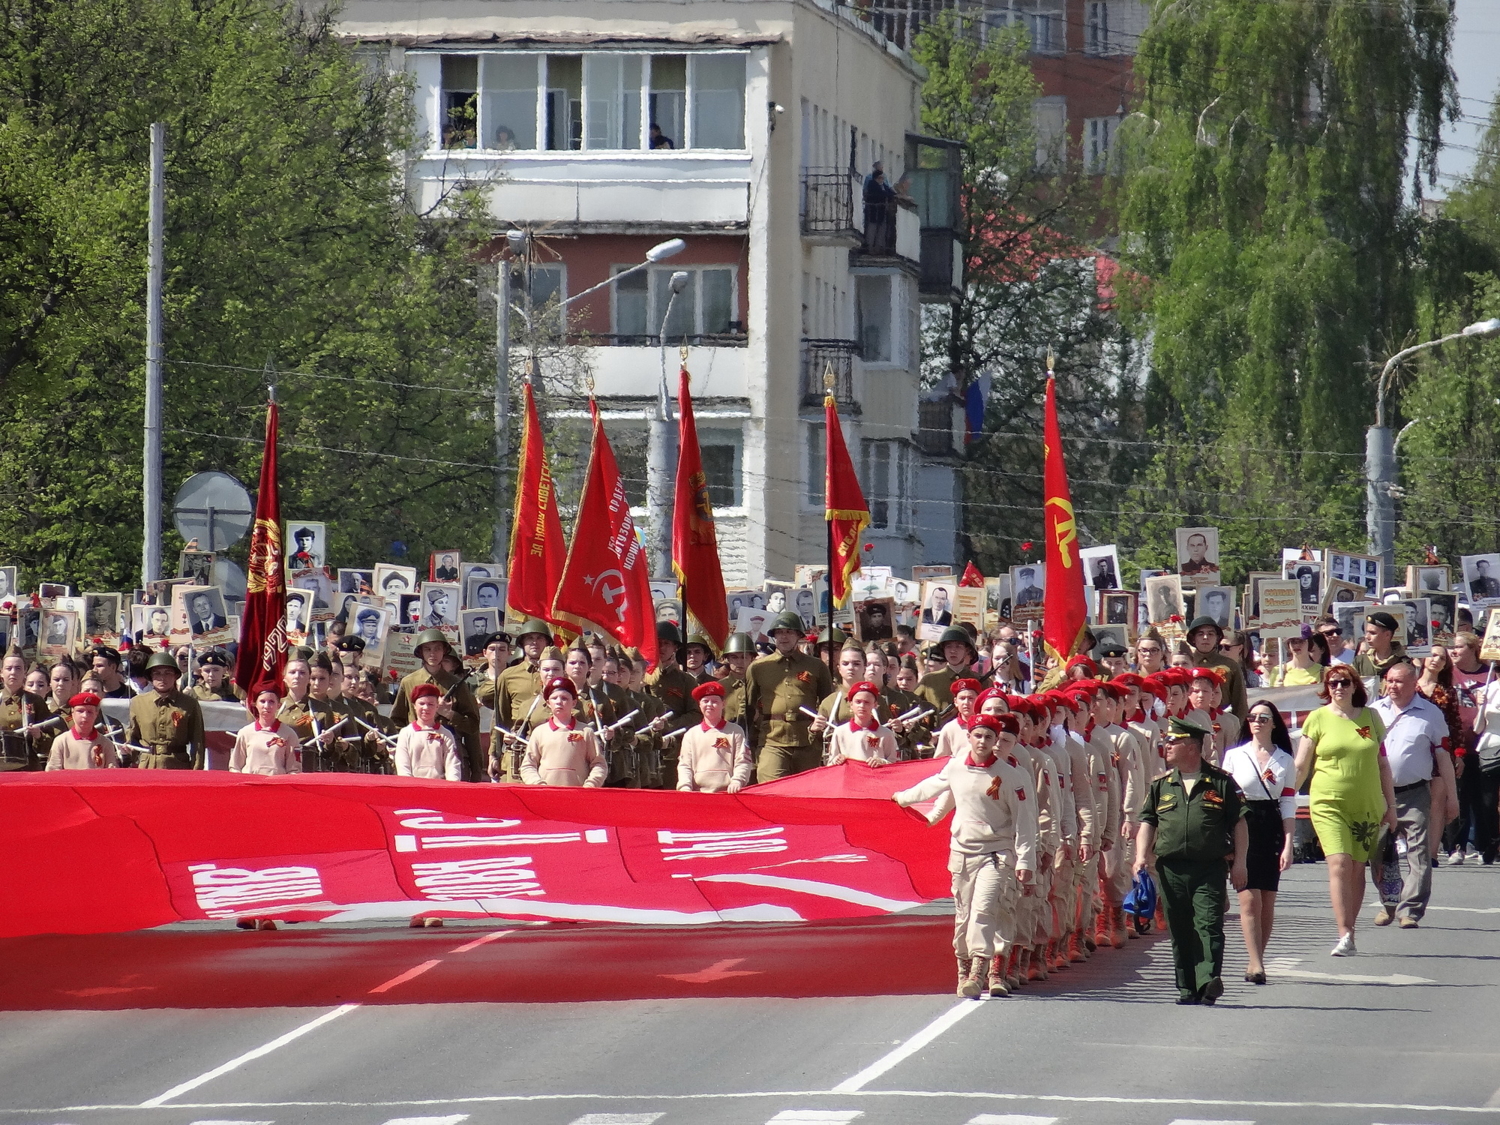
left=1167, top=1120, right=1255, bottom=1125
left=967, top=1116, right=1060, bottom=1124
left=569, top=1115, right=665, bottom=1124
left=369, top=959, right=442, bottom=994
left=380, top=1118, right=469, bottom=1125
left=138, top=1003, right=360, bottom=1107
left=832, top=1001, right=986, bottom=1092
left=450, top=929, right=516, bottom=953
left=1266, top=957, right=1434, bottom=986
left=188, top=1120, right=275, bottom=1124
left=1427, top=906, right=1500, bottom=914
left=37, top=1089, right=1500, bottom=1115
left=766, top=1113, right=863, bottom=1123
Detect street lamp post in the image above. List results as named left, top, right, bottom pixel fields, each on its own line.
left=647, top=270, right=692, bottom=580
left=493, top=234, right=685, bottom=570
left=1367, top=318, right=1500, bottom=574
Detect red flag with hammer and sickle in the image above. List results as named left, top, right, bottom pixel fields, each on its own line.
left=552, top=401, right=659, bottom=669
left=1042, top=374, right=1087, bottom=663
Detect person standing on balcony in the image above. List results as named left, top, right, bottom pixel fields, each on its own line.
left=863, top=162, right=896, bottom=253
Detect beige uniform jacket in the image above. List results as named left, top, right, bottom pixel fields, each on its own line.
left=1086, top=727, right=1122, bottom=846
left=230, top=722, right=302, bottom=775
left=677, top=721, right=753, bottom=792
left=46, top=730, right=119, bottom=769
left=1064, top=730, right=1099, bottom=851
left=828, top=719, right=898, bottom=765
left=394, top=723, right=463, bottom=780
left=521, top=719, right=606, bottom=787
left=896, top=750, right=1039, bottom=869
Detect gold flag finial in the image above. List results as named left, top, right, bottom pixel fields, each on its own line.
left=1046, top=347, right=1055, bottom=374
left=823, top=361, right=837, bottom=393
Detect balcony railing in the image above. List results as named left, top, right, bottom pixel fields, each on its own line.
left=801, top=338, right=860, bottom=409
left=801, top=168, right=862, bottom=242
left=585, top=331, right=748, bottom=348
left=917, top=397, right=959, bottom=456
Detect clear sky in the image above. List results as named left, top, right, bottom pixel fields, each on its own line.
left=1435, top=0, right=1500, bottom=195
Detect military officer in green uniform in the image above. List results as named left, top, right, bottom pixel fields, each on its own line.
left=748, top=611, right=834, bottom=782
left=644, top=622, right=700, bottom=788
left=1, top=649, right=54, bottom=771
left=1134, top=716, right=1249, bottom=1004
left=126, top=651, right=206, bottom=769
left=485, top=618, right=551, bottom=781
left=392, top=627, right=483, bottom=781
left=191, top=649, right=244, bottom=703
left=718, top=632, right=756, bottom=729
left=1184, top=615, right=1249, bottom=720
left=915, top=626, right=980, bottom=727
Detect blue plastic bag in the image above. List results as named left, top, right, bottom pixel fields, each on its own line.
left=1122, top=868, right=1157, bottom=933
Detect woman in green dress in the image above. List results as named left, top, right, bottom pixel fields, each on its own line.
left=1295, top=665, right=1398, bottom=957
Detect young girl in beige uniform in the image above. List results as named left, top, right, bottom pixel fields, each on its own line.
left=45, top=692, right=119, bottom=769
left=677, top=680, right=753, bottom=793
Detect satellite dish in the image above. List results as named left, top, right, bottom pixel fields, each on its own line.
left=211, top=558, right=248, bottom=602
left=173, top=471, right=253, bottom=552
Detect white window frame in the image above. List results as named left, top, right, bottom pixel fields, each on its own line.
left=425, top=49, right=747, bottom=153
left=610, top=264, right=740, bottom=340
left=1084, top=115, right=1121, bottom=174
left=1033, top=96, right=1067, bottom=172
left=853, top=271, right=909, bottom=367
left=861, top=439, right=912, bottom=534
left=696, top=426, right=744, bottom=511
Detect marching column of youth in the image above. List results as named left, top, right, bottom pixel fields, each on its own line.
left=895, top=712, right=1038, bottom=999
left=1134, top=716, right=1248, bottom=1005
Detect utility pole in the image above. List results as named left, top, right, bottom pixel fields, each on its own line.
left=142, top=122, right=166, bottom=587
left=1368, top=318, right=1500, bottom=577
left=647, top=271, right=691, bottom=579
left=493, top=257, right=511, bottom=564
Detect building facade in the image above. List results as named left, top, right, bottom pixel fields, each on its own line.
left=339, top=0, right=965, bottom=585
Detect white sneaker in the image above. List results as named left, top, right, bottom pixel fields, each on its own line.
left=1331, top=933, right=1357, bottom=957
left=1448, top=851, right=1466, bottom=866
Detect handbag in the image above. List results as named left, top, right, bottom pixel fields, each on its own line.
left=1371, top=826, right=1403, bottom=903
left=1121, top=868, right=1158, bottom=934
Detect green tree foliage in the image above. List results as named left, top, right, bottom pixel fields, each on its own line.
left=0, top=0, right=502, bottom=591
left=1395, top=96, right=1500, bottom=562
left=1113, top=0, right=1457, bottom=581
left=913, top=12, right=1146, bottom=576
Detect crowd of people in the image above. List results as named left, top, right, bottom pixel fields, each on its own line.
left=2, top=602, right=1490, bottom=1000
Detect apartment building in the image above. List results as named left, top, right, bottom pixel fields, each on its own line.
left=338, top=0, right=965, bottom=585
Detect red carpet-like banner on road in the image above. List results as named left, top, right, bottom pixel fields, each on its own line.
left=0, top=768, right=950, bottom=938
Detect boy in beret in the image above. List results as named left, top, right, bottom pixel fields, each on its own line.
left=677, top=680, right=753, bottom=793
left=45, top=692, right=119, bottom=769
left=520, top=678, right=606, bottom=787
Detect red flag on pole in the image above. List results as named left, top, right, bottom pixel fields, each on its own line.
left=234, top=400, right=287, bottom=696
left=1042, top=372, right=1087, bottom=663
left=552, top=402, right=659, bottom=669
left=672, top=365, right=730, bottom=647
left=507, top=381, right=569, bottom=629
left=959, top=561, right=985, bottom=587
left=824, top=392, right=869, bottom=609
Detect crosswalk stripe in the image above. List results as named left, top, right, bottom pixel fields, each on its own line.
left=1166, top=1120, right=1255, bottom=1125
left=569, top=1115, right=666, bottom=1124
left=966, top=1115, right=1061, bottom=1124
left=766, top=1113, right=864, bottom=1123
left=379, top=1117, right=469, bottom=1125
left=189, top=1121, right=275, bottom=1124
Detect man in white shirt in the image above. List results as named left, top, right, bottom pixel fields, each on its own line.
left=1371, top=662, right=1454, bottom=927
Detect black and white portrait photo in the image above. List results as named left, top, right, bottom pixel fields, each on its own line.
left=430, top=550, right=461, bottom=583
left=465, top=576, right=506, bottom=611
left=1175, top=527, right=1221, bottom=583
left=1145, top=573, right=1185, bottom=625
left=1198, top=585, right=1234, bottom=630
left=463, top=608, right=500, bottom=656
left=0, top=565, right=16, bottom=606
left=339, top=568, right=374, bottom=595
left=421, top=583, right=460, bottom=628
left=856, top=597, right=895, bottom=641
left=283, top=590, right=310, bottom=635
left=178, top=551, right=215, bottom=585
left=1080, top=545, right=1121, bottom=592
left=921, top=581, right=957, bottom=627
left=290, top=567, right=333, bottom=611
left=83, top=593, right=121, bottom=635
left=374, top=564, right=418, bottom=599
left=286, top=522, right=326, bottom=572
left=1285, top=559, right=1322, bottom=608
left=1462, top=554, right=1500, bottom=602
left=1011, top=565, right=1045, bottom=610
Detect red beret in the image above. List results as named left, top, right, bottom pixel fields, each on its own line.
left=972, top=712, right=1019, bottom=735
left=1065, top=654, right=1099, bottom=674
left=1189, top=666, right=1224, bottom=686
left=691, top=680, right=725, bottom=702
left=950, top=677, right=983, bottom=697
left=975, top=686, right=1007, bottom=708
left=543, top=677, right=577, bottom=700
left=1112, top=672, right=1142, bottom=688
left=68, top=692, right=101, bottom=709
left=411, top=683, right=441, bottom=702
left=848, top=680, right=882, bottom=700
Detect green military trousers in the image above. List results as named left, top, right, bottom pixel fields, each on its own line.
left=1155, top=857, right=1228, bottom=999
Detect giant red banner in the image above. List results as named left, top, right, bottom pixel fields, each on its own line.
left=0, top=772, right=950, bottom=938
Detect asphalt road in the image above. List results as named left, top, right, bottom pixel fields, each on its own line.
left=2, top=862, right=1498, bottom=1125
